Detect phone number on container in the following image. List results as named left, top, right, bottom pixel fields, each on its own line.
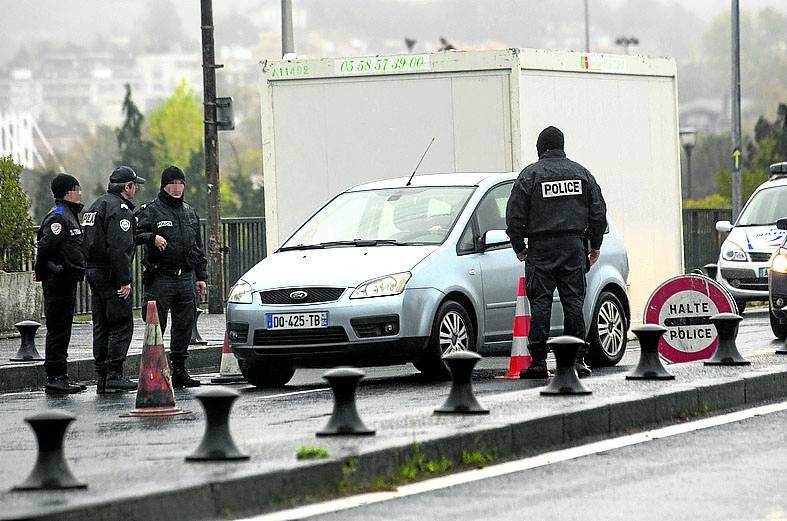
left=335, top=55, right=431, bottom=75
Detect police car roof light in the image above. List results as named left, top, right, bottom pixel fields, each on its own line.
left=768, top=162, right=787, bottom=177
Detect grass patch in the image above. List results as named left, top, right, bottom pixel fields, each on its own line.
left=461, top=449, right=495, bottom=466
left=296, top=445, right=329, bottom=460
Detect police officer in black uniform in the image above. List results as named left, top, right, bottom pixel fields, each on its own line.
left=135, top=165, right=207, bottom=388
left=83, top=166, right=145, bottom=393
left=34, top=174, right=87, bottom=394
left=505, top=126, right=607, bottom=379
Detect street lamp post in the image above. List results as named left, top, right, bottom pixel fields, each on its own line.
left=680, top=128, right=697, bottom=200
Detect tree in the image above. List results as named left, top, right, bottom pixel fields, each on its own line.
left=64, top=125, right=119, bottom=199
left=0, top=156, right=35, bottom=272
left=116, top=84, right=156, bottom=202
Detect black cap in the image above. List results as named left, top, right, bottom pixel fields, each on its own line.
left=536, top=126, right=565, bottom=156
left=51, top=173, right=80, bottom=199
left=110, top=165, right=145, bottom=184
left=160, top=165, right=186, bottom=188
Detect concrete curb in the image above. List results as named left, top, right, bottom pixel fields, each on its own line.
left=0, top=345, right=222, bottom=394
left=7, top=362, right=787, bottom=521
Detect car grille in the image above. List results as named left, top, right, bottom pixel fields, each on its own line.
left=719, top=268, right=767, bottom=291
left=749, top=252, right=772, bottom=262
left=253, top=327, right=349, bottom=346
left=260, top=287, right=346, bottom=304
left=737, top=281, right=768, bottom=291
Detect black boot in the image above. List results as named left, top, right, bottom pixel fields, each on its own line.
left=105, top=369, right=137, bottom=393
left=96, top=369, right=107, bottom=394
left=520, top=359, right=549, bottom=379
left=171, top=360, right=201, bottom=388
left=575, top=360, right=592, bottom=378
left=45, top=375, right=83, bottom=395
left=65, top=375, right=87, bottom=391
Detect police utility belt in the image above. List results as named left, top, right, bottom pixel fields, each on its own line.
left=155, top=267, right=193, bottom=277
left=526, top=230, right=584, bottom=240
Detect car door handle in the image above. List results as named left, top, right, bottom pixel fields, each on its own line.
left=468, top=269, right=476, bottom=275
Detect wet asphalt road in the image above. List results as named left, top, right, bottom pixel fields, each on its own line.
left=294, top=406, right=787, bottom=521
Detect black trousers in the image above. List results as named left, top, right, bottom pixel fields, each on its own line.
left=42, top=277, right=77, bottom=377
left=142, top=272, right=195, bottom=361
left=525, top=237, right=587, bottom=361
left=87, top=268, right=133, bottom=373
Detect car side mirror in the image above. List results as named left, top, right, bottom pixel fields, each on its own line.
left=715, top=220, right=733, bottom=233
left=777, top=218, right=787, bottom=230
left=483, top=229, right=510, bottom=249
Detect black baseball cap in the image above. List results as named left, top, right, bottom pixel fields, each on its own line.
left=110, top=166, right=146, bottom=184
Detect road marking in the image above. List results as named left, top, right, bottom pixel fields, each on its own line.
left=242, top=400, right=787, bottom=521
left=257, top=388, right=330, bottom=399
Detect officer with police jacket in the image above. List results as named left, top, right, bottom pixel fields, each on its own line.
left=34, top=174, right=87, bottom=394
left=135, top=165, right=207, bottom=388
left=505, top=126, right=607, bottom=379
left=83, top=166, right=145, bottom=393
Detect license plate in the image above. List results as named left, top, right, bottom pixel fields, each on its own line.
left=267, top=312, right=328, bottom=330
left=760, top=267, right=769, bottom=279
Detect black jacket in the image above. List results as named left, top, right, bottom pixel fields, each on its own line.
left=505, top=150, right=607, bottom=255
left=82, top=191, right=137, bottom=285
left=134, top=192, right=208, bottom=282
left=34, top=199, right=86, bottom=282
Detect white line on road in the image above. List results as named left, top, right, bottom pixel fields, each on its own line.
left=241, top=400, right=787, bottom=521
left=258, top=388, right=330, bottom=399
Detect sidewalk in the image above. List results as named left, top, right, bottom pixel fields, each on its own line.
left=0, top=312, right=226, bottom=393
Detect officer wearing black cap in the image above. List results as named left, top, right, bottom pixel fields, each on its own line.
left=505, top=126, right=607, bottom=379
left=135, top=165, right=208, bottom=388
left=33, top=174, right=87, bottom=394
left=83, top=165, right=145, bottom=393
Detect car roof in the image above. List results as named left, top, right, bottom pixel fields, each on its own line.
left=754, top=174, right=787, bottom=192
left=347, top=172, right=518, bottom=191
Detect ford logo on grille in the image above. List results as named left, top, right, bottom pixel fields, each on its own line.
left=289, top=290, right=308, bottom=300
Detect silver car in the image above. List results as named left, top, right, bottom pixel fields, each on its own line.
left=226, top=172, right=630, bottom=388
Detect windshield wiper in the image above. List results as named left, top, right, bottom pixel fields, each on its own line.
left=319, top=239, right=408, bottom=248
left=278, top=243, right=325, bottom=251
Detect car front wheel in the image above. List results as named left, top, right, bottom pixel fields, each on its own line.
left=238, top=358, right=295, bottom=388
left=769, top=302, right=787, bottom=339
left=414, top=300, right=475, bottom=380
left=587, top=291, right=628, bottom=367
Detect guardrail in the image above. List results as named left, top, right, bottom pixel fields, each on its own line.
left=682, top=208, right=732, bottom=274
left=5, top=217, right=266, bottom=315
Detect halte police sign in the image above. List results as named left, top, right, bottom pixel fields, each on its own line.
left=643, top=274, right=736, bottom=363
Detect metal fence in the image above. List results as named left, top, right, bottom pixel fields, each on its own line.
left=8, top=217, right=266, bottom=315
left=682, top=208, right=732, bottom=273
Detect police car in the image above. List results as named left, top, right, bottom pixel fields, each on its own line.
left=715, top=162, right=787, bottom=314
left=226, top=172, right=630, bottom=388
left=767, top=215, right=787, bottom=338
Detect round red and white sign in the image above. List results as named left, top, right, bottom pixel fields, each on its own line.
left=643, top=274, right=736, bottom=363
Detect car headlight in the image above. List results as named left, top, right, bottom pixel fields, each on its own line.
left=350, top=272, right=411, bottom=299
left=771, top=249, right=787, bottom=274
left=227, top=280, right=253, bottom=304
left=721, top=243, right=747, bottom=261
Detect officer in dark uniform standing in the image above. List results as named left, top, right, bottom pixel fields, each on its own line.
left=135, top=165, right=208, bottom=388
left=83, top=166, right=145, bottom=393
left=34, top=174, right=87, bottom=394
left=505, top=126, right=607, bottom=379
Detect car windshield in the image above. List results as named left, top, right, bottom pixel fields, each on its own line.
left=737, top=186, right=787, bottom=226
left=281, top=186, right=475, bottom=250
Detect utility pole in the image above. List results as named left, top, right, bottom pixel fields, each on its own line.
left=584, top=0, right=590, bottom=52
left=200, top=0, right=224, bottom=314
left=731, top=0, right=743, bottom=219
left=282, top=0, right=294, bottom=56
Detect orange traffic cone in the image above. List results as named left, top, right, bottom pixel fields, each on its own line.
left=497, top=276, right=532, bottom=379
left=121, top=301, right=190, bottom=417
left=210, top=331, right=246, bottom=384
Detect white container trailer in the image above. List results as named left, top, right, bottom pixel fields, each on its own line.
left=259, top=48, right=683, bottom=325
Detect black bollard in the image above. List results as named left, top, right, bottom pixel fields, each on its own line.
left=627, top=324, right=675, bottom=380
left=778, top=343, right=787, bottom=355
left=316, top=367, right=375, bottom=436
left=190, top=307, right=207, bottom=345
left=186, top=387, right=249, bottom=461
left=541, top=336, right=591, bottom=396
left=703, top=263, right=718, bottom=280
left=434, top=351, right=488, bottom=415
left=10, top=320, right=44, bottom=362
left=13, top=410, right=86, bottom=490
left=705, top=313, right=750, bottom=366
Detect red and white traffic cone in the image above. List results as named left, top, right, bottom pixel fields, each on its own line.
left=210, top=331, right=246, bottom=384
left=497, top=276, right=532, bottom=379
